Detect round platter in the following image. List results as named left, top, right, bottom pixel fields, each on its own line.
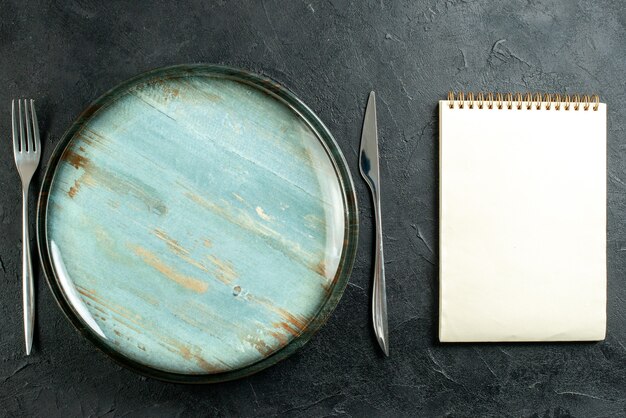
left=37, top=65, right=358, bottom=383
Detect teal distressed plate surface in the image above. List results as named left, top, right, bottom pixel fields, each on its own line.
left=37, top=65, right=358, bottom=383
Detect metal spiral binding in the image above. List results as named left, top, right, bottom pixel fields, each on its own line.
left=447, top=91, right=600, bottom=111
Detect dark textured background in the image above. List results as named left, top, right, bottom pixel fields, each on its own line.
left=0, top=1, right=625, bottom=417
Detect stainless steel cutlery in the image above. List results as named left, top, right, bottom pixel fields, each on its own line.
left=12, top=99, right=42, bottom=355
left=359, top=91, right=389, bottom=356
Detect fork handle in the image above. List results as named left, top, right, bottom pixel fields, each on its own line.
left=22, top=186, right=35, bottom=355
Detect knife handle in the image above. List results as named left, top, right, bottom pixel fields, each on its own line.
left=371, top=190, right=389, bottom=356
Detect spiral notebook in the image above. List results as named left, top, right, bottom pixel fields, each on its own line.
left=439, top=93, right=607, bottom=342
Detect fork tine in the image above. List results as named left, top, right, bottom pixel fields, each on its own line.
left=11, top=100, right=19, bottom=154
left=18, top=99, right=25, bottom=152
left=30, top=100, right=40, bottom=152
left=23, top=99, right=33, bottom=152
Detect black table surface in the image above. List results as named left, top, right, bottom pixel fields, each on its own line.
left=1, top=1, right=625, bottom=417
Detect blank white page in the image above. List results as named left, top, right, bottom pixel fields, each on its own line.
left=439, top=99, right=606, bottom=342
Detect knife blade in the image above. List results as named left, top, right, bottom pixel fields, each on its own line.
left=359, top=91, right=389, bottom=356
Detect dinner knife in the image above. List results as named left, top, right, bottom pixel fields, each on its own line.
left=359, top=91, right=389, bottom=356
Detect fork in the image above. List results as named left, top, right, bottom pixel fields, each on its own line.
left=12, top=99, right=41, bottom=355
